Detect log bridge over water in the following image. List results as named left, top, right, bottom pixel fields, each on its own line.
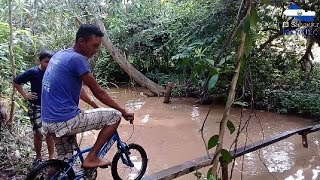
left=142, top=124, right=320, bottom=180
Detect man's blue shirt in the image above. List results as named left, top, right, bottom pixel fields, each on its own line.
left=41, top=48, right=90, bottom=122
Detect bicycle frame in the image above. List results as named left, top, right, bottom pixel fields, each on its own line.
left=59, top=131, right=134, bottom=179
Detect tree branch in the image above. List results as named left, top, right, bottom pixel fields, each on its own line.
left=75, top=16, right=84, bottom=26
left=211, top=0, right=252, bottom=175
left=256, top=32, right=282, bottom=53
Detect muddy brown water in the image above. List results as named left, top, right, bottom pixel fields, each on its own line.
left=78, top=87, right=320, bottom=180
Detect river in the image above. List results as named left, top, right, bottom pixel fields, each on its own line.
left=78, top=87, right=320, bottom=180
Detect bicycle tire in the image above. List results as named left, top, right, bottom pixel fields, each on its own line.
left=111, top=143, right=148, bottom=180
left=26, top=159, right=75, bottom=180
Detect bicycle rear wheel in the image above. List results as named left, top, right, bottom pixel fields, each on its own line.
left=26, top=159, right=75, bottom=180
left=111, top=143, right=148, bottom=180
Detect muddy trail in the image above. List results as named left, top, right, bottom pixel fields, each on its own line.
left=77, top=87, right=320, bottom=180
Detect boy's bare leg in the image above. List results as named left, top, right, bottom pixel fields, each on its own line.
left=34, top=133, right=43, bottom=159
left=82, top=120, right=120, bottom=168
left=46, top=134, right=55, bottom=159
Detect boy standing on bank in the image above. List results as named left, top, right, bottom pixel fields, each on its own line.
left=13, top=50, right=55, bottom=165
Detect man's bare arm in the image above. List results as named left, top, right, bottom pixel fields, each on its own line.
left=13, top=82, right=37, bottom=100
left=81, top=72, right=126, bottom=114
left=80, top=87, right=99, bottom=108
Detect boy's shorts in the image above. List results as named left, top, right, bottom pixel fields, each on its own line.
left=28, top=104, right=44, bottom=134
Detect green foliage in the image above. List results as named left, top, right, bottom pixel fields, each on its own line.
left=208, top=135, right=219, bottom=150
left=208, top=74, right=219, bottom=91
left=227, top=120, right=235, bottom=134
left=193, top=170, right=220, bottom=180
left=265, top=89, right=320, bottom=119
left=207, top=169, right=215, bottom=180
left=244, top=33, right=254, bottom=57
left=249, top=7, right=259, bottom=29
left=0, top=21, right=41, bottom=97
left=220, top=149, right=233, bottom=164
left=0, top=115, right=34, bottom=179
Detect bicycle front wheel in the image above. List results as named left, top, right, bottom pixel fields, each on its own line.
left=26, top=159, right=75, bottom=180
left=111, top=143, right=148, bottom=180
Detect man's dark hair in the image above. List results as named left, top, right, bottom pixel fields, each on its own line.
left=39, top=50, right=54, bottom=61
left=76, top=24, right=104, bottom=41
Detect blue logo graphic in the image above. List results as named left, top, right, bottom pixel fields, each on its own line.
left=283, top=4, right=316, bottom=22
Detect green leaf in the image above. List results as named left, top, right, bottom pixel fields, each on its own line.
left=220, top=149, right=233, bottom=163
left=235, top=25, right=243, bottom=38
left=242, top=17, right=250, bottom=33
left=208, top=74, right=219, bottom=91
left=207, top=169, right=216, bottom=180
left=210, top=68, right=219, bottom=76
left=249, top=7, right=259, bottom=29
left=208, top=135, right=219, bottom=150
left=244, top=33, right=253, bottom=57
left=194, top=171, right=202, bottom=179
left=227, top=120, right=235, bottom=134
left=262, top=0, right=270, bottom=4
left=205, top=58, right=215, bottom=67
left=233, top=101, right=248, bottom=107
left=218, top=59, right=226, bottom=66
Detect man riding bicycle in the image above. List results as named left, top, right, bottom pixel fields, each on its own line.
left=41, top=24, right=134, bottom=168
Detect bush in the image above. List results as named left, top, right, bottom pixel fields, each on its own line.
left=264, top=89, right=320, bottom=119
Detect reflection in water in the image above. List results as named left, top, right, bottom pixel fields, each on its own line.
left=312, top=168, right=320, bottom=180
left=242, top=152, right=262, bottom=175
left=285, top=169, right=304, bottom=180
left=235, top=151, right=277, bottom=176
left=233, top=140, right=301, bottom=177
left=263, top=142, right=295, bottom=172
left=141, top=114, right=150, bottom=124
left=191, top=105, right=200, bottom=121
left=125, top=99, right=146, bottom=111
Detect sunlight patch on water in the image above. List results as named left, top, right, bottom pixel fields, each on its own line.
left=141, top=114, right=150, bottom=124
left=263, top=141, right=295, bottom=173
left=191, top=105, right=200, bottom=121
left=312, top=166, right=320, bottom=180
left=285, top=169, right=304, bottom=180
left=235, top=152, right=264, bottom=176
left=125, top=99, right=146, bottom=111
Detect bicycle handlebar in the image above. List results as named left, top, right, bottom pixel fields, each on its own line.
left=126, top=117, right=134, bottom=124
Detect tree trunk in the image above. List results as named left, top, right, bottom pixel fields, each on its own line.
left=0, top=102, right=7, bottom=123
left=95, top=18, right=165, bottom=96
left=8, top=0, right=16, bottom=124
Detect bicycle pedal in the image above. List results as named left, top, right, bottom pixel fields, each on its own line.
left=84, top=169, right=98, bottom=180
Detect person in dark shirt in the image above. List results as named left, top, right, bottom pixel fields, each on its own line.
left=13, top=50, right=55, bottom=165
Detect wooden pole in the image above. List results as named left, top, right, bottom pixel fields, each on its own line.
left=163, top=82, right=173, bottom=103
left=301, top=134, right=308, bottom=148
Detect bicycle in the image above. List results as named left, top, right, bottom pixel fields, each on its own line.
left=26, top=126, right=148, bottom=180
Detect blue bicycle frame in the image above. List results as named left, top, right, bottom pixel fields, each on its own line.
left=58, top=131, right=134, bottom=179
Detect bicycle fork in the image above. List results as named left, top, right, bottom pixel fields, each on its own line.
left=118, top=142, right=134, bottom=167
